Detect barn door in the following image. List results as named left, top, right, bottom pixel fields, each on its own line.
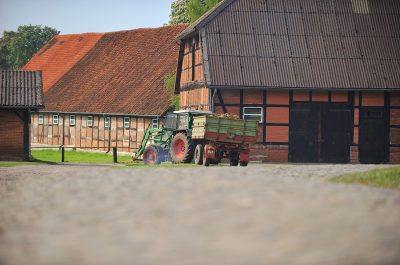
left=289, top=103, right=319, bottom=163
left=359, top=107, right=389, bottom=164
left=321, top=104, right=351, bottom=163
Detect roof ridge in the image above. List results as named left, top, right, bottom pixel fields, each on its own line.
left=55, top=24, right=189, bottom=37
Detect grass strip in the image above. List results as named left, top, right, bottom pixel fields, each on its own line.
left=331, top=167, right=400, bottom=190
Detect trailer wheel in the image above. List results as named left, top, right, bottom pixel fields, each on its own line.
left=194, top=144, right=204, bottom=165
left=170, top=133, right=195, bottom=164
left=229, top=151, right=239, bottom=166
left=143, top=145, right=162, bottom=165
left=203, top=155, right=211, bottom=167
left=240, top=161, right=249, bottom=167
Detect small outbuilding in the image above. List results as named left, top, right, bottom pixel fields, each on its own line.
left=0, top=70, right=44, bottom=161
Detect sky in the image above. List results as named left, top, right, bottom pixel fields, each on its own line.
left=0, top=0, right=173, bottom=35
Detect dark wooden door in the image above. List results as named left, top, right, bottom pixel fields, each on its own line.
left=289, top=103, right=351, bottom=163
left=289, top=103, right=319, bottom=163
left=321, top=104, right=351, bottom=163
left=359, top=107, right=389, bottom=164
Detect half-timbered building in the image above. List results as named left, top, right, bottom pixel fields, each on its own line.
left=24, top=25, right=186, bottom=152
left=175, top=0, right=400, bottom=163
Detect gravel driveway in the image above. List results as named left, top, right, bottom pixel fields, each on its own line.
left=0, top=164, right=399, bottom=265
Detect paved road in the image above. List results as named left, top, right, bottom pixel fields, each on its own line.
left=0, top=164, right=399, bottom=265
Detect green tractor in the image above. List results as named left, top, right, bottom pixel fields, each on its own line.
left=133, top=110, right=212, bottom=165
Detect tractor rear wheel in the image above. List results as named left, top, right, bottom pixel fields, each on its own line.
left=170, top=133, right=195, bottom=163
left=143, top=145, right=162, bottom=165
left=194, top=144, right=204, bottom=165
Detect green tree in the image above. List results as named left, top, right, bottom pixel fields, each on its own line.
left=187, top=0, right=222, bottom=23
left=0, top=31, right=16, bottom=69
left=0, top=25, right=59, bottom=70
left=165, top=72, right=180, bottom=111
left=169, top=0, right=190, bottom=25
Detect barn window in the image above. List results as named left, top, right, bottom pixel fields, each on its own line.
left=53, top=114, right=59, bottom=125
left=87, top=116, right=93, bottom=127
left=104, top=117, right=111, bottom=128
left=351, top=0, right=370, bottom=14
left=69, top=115, right=76, bottom=126
left=38, top=114, right=44, bottom=125
left=124, top=117, right=130, bottom=129
left=243, top=107, right=263, bottom=123
left=152, top=118, right=159, bottom=129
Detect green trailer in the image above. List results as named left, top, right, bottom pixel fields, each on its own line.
left=190, top=115, right=258, bottom=166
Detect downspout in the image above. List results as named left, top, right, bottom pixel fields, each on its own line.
left=211, top=88, right=217, bottom=113
left=62, top=114, right=65, bottom=147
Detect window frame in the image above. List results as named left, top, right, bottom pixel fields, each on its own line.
left=53, top=114, right=59, bottom=125
left=38, top=114, right=44, bottom=125
left=124, top=117, right=130, bottom=129
left=87, top=116, right=93, bottom=128
left=69, top=115, right=76, bottom=127
left=152, top=118, right=159, bottom=129
left=104, top=117, right=111, bottom=128
left=242, top=107, right=263, bottom=123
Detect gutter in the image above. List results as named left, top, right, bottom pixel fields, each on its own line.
left=209, top=85, right=400, bottom=92
left=33, top=110, right=163, bottom=118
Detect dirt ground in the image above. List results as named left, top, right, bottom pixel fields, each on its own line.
left=0, top=164, right=399, bottom=265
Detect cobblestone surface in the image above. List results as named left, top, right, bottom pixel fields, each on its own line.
left=0, top=164, right=399, bottom=265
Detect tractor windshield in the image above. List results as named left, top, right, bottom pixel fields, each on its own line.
left=164, top=114, right=178, bottom=129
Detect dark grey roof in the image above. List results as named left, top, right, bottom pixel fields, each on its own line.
left=177, top=0, right=235, bottom=39
left=179, top=0, right=400, bottom=90
left=0, top=70, right=44, bottom=109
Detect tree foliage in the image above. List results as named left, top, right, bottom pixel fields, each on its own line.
left=165, top=72, right=180, bottom=111
left=0, top=25, right=59, bottom=70
left=169, top=0, right=222, bottom=25
left=187, top=0, right=222, bottom=23
left=169, top=0, right=190, bottom=25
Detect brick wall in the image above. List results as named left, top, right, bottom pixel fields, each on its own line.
left=350, top=146, right=359, bottom=164
left=0, top=111, right=25, bottom=161
left=390, top=147, right=400, bottom=164
left=250, top=144, right=288, bottom=163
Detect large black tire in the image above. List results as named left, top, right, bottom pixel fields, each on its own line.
left=203, top=146, right=212, bottom=167
left=170, top=133, right=195, bottom=164
left=229, top=151, right=239, bottom=166
left=194, top=144, right=204, bottom=165
left=143, top=145, right=163, bottom=165
left=240, top=161, right=249, bottom=167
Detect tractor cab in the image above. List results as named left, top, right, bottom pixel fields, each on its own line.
left=163, top=110, right=212, bottom=132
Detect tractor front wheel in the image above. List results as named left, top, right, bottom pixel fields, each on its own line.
left=143, top=145, right=162, bottom=165
left=170, top=133, right=195, bottom=163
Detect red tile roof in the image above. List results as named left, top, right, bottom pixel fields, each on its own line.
left=24, top=25, right=187, bottom=116
left=23, top=33, right=103, bottom=93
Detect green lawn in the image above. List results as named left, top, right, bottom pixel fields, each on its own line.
left=331, top=167, right=400, bottom=190
left=0, top=150, right=198, bottom=168
left=0, top=161, right=44, bottom=167
left=31, top=149, right=132, bottom=164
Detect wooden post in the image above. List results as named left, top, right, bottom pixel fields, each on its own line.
left=61, top=147, right=65, bottom=162
left=113, top=147, right=118, bottom=163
